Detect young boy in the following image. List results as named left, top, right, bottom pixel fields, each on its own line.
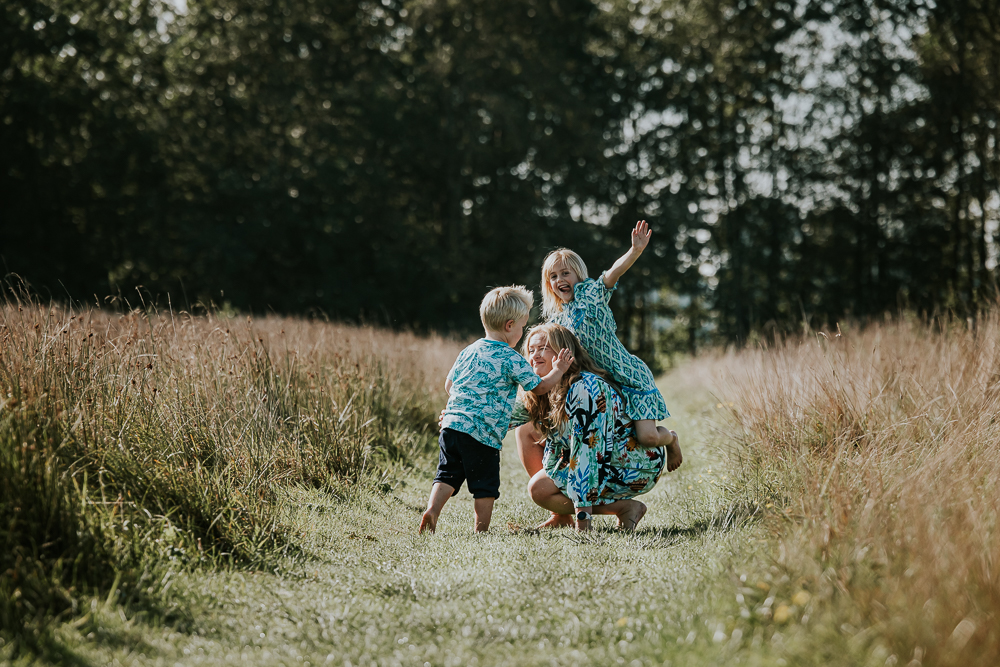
left=419, top=285, right=574, bottom=533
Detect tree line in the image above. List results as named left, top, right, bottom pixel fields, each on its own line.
left=3, top=0, right=998, bottom=365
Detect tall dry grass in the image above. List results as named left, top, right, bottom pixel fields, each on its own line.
left=720, top=316, right=1000, bottom=666
left=0, top=299, right=461, bottom=654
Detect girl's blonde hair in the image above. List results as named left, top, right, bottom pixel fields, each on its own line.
left=540, top=248, right=588, bottom=319
left=520, top=322, right=620, bottom=436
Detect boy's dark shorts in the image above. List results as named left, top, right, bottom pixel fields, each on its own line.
left=434, top=428, right=501, bottom=499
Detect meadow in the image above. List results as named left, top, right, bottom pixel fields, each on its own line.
left=1, top=302, right=998, bottom=666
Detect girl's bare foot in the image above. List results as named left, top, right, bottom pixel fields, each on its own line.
left=536, top=512, right=574, bottom=529
left=419, top=510, right=438, bottom=533
left=615, top=500, right=647, bottom=531
left=665, top=431, right=683, bottom=472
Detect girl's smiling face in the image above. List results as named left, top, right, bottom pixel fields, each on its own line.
left=526, top=332, right=557, bottom=376
left=548, top=262, right=580, bottom=304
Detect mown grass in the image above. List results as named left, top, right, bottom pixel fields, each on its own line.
left=0, top=298, right=457, bottom=660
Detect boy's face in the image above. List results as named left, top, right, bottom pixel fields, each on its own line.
left=548, top=262, right=579, bottom=304
left=508, top=315, right=529, bottom=346
left=526, top=333, right=556, bottom=375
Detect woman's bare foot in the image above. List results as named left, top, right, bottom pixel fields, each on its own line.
left=615, top=500, right=647, bottom=531
left=665, top=431, right=683, bottom=472
left=419, top=510, right=438, bottom=533
left=536, top=512, right=575, bottom=529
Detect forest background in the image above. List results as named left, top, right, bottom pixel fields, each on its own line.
left=3, top=0, right=1000, bottom=364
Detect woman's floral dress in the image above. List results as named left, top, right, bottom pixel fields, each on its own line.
left=549, top=272, right=669, bottom=421
left=512, top=372, right=665, bottom=509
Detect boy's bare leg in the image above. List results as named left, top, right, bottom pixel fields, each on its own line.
left=473, top=497, right=495, bottom=533
left=594, top=499, right=647, bottom=531
left=419, top=482, right=456, bottom=533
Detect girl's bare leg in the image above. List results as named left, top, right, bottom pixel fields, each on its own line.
left=664, top=430, right=683, bottom=471
left=634, top=420, right=672, bottom=447
left=633, top=421, right=683, bottom=472
left=633, top=419, right=661, bottom=448
left=419, top=482, right=455, bottom=533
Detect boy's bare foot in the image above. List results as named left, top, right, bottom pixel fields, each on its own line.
left=665, top=431, right=683, bottom=472
left=536, top=512, right=575, bottom=529
left=419, top=510, right=438, bottom=534
left=615, top=500, right=647, bottom=531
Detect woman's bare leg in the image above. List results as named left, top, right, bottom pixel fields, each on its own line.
left=518, top=425, right=570, bottom=525
left=527, top=471, right=574, bottom=528
left=515, top=423, right=546, bottom=477
left=594, top=499, right=647, bottom=531
left=527, top=472, right=649, bottom=531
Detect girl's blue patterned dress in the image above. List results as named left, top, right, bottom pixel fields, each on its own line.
left=549, top=273, right=669, bottom=421
left=511, top=372, right=665, bottom=508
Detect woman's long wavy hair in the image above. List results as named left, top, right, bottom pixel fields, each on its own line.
left=520, top=323, right=621, bottom=436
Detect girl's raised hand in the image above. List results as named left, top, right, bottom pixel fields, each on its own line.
left=631, top=220, right=652, bottom=253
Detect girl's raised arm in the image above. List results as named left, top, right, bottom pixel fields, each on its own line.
left=603, top=220, right=652, bottom=289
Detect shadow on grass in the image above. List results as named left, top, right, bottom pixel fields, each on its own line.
left=5, top=602, right=172, bottom=667
left=645, top=500, right=763, bottom=539
left=556, top=501, right=763, bottom=547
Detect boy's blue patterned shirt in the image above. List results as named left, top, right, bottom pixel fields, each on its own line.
left=441, top=338, right=541, bottom=450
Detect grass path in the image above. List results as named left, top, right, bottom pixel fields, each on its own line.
left=43, top=371, right=845, bottom=667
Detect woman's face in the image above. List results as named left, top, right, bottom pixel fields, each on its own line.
left=526, top=333, right=557, bottom=377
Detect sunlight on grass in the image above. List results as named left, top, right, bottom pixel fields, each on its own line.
left=6, top=305, right=997, bottom=666
left=0, top=298, right=459, bottom=659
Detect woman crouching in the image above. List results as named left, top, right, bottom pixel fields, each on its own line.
left=511, top=323, right=681, bottom=532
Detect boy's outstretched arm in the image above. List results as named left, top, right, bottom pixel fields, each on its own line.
left=530, top=348, right=575, bottom=395
left=603, top=220, right=652, bottom=289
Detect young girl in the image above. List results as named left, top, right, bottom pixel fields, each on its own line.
left=541, top=220, right=681, bottom=469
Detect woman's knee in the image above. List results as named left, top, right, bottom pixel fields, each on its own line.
left=527, top=471, right=554, bottom=503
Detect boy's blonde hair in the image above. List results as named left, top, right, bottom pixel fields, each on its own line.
left=480, top=285, right=533, bottom=332
left=540, top=248, right=589, bottom=319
